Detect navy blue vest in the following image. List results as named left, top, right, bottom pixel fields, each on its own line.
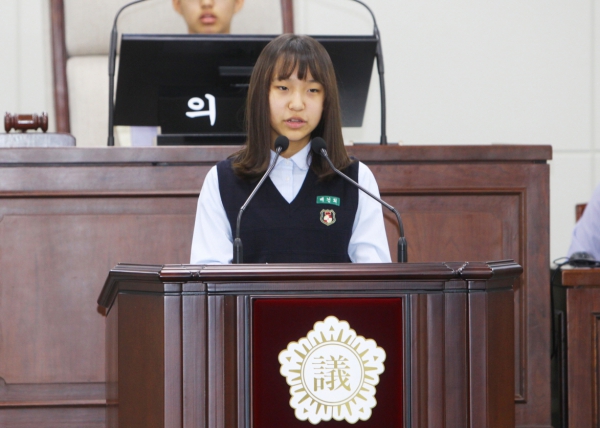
left=217, top=158, right=359, bottom=263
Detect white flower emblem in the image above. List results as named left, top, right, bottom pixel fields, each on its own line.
left=278, top=316, right=386, bottom=424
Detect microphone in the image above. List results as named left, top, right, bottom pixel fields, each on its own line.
left=311, top=137, right=407, bottom=262
left=107, top=0, right=149, bottom=146
left=233, top=135, right=290, bottom=263
left=346, top=0, right=387, bottom=145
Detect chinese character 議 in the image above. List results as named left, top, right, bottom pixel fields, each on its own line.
left=312, top=355, right=351, bottom=391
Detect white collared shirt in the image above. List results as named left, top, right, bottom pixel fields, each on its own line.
left=568, top=182, right=600, bottom=260
left=190, top=143, right=392, bottom=264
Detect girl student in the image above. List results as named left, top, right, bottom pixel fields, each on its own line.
left=190, top=34, right=391, bottom=264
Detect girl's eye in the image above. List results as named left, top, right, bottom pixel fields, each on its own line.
left=308, top=88, right=321, bottom=93
left=277, top=85, right=288, bottom=91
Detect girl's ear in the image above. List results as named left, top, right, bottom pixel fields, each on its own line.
left=234, top=0, right=245, bottom=14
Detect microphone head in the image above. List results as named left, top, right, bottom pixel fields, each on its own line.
left=274, top=135, right=290, bottom=153
left=310, top=137, right=327, bottom=156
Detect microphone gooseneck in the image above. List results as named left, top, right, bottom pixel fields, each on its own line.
left=311, top=137, right=407, bottom=262
left=233, top=135, right=290, bottom=263
left=346, top=0, right=387, bottom=145
left=108, top=0, right=149, bottom=147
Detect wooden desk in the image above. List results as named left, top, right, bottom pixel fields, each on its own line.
left=562, top=268, right=600, bottom=427
left=0, top=145, right=551, bottom=428
left=0, top=132, right=75, bottom=147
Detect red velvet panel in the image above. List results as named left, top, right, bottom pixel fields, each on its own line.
left=252, top=298, right=404, bottom=427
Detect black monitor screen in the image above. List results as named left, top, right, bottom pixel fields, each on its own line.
left=114, top=34, right=377, bottom=135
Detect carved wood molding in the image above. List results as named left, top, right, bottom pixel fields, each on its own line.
left=0, top=381, right=106, bottom=408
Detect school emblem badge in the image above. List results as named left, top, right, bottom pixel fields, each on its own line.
left=320, top=209, right=336, bottom=226
left=278, top=316, right=386, bottom=424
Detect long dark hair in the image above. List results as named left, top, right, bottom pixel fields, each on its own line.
left=232, top=34, right=352, bottom=179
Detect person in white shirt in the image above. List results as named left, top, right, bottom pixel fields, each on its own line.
left=190, top=34, right=391, bottom=264
left=567, top=182, right=600, bottom=261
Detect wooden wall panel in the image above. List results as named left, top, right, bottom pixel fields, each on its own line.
left=0, top=206, right=194, bottom=383
left=371, top=160, right=549, bottom=427
left=0, top=145, right=550, bottom=427
left=0, top=159, right=201, bottom=426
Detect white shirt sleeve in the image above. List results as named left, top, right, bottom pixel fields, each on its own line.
left=567, top=182, right=600, bottom=260
left=348, top=162, right=392, bottom=263
left=190, top=166, right=233, bottom=264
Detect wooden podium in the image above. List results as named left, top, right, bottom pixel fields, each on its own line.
left=98, top=260, right=521, bottom=428
left=559, top=268, right=600, bottom=427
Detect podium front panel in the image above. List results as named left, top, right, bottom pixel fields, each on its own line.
left=252, top=297, right=404, bottom=427
left=99, top=261, right=520, bottom=428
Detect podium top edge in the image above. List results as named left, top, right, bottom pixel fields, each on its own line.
left=97, top=260, right=522, bottom=309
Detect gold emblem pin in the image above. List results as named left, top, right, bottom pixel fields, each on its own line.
left=320, top=209, right=336, bottom=226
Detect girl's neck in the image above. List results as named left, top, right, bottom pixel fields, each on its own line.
left=278, top=140, right=309, bottom=159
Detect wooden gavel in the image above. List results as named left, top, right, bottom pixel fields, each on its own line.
left=4, top=112, right=48, bottom=133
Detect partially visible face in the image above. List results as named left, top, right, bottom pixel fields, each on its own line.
left=269, top=67, right=325, bottom=151
left=172, top=0, right=244, bottom=34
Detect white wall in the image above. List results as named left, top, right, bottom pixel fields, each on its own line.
left=297, top=0, right=600, bottom=263
left=1, top=0, right=598, bottom=263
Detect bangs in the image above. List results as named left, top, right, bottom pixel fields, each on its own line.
left=235, top=34, right=349, bottom=180
left=272, top=42, right=327, bottom=83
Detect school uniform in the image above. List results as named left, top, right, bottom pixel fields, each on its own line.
left=190, top=142, right=391, bottom=264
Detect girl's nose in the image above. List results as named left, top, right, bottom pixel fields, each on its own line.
left=288, top=91, right=304, bottom=111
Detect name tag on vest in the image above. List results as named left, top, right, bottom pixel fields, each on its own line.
left=316, top=196, right=340, bottom=206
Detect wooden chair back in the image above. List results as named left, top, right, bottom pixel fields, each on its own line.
left=49, top=0, right=294, bottom=144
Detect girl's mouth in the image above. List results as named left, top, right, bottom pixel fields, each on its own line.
left=200, top=13, right=217, bottom=24
left=285, top=118, right=306, bottom=128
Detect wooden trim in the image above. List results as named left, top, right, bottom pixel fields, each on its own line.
left=183, top=294, right=208, bottom=428
left=208, top=296, right=225, bottom=428
left=164, top=295, right=183, bottom=427
left=562, top=268, right=600, bottom=287
left=444, top=292, right=468, bottom=426
left=0, top=145, right=552, bottom=165
left=0, top=190, right=200, bottom=198
left=0, top=381, right=106, bottom=408
left=576, top=203, right=587, bottom=222
left=593, top=313, right=600, bottom=428
left=49, top=0, right=70, bottom=133
left=280, top=0, right=294, bottom=33
left=0, top=399, right=106, bottom=408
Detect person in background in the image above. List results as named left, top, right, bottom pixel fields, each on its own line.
left=173, top=0, right=245, bottom=34
left=567, top=181, right=600, bottom=261
left=130, top=0, right=246, bottom=146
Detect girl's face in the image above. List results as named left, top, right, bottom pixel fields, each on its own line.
left=269, top=67, right=325, bottom=155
